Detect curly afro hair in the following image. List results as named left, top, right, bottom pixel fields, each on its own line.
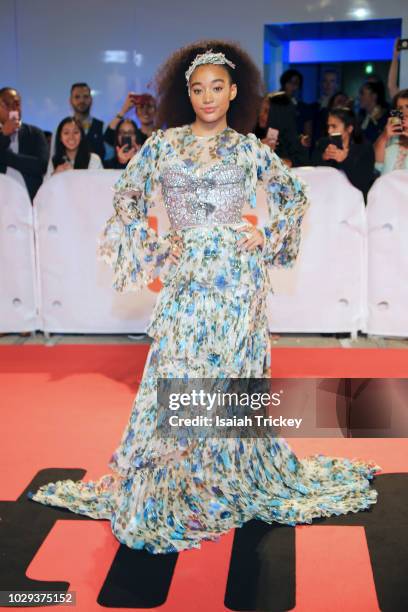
left=154, top=39, right=264, bottom=135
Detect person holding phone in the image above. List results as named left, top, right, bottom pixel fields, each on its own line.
left=104, top=119, right=141, bottom=169
left=0, top=87, right=49, bottom=199
left=374, top=89, right=408, bottom=175
left=104, top=93, right=147, bottom=153
left=253, top=95, right=279, bottom=149
left=312, top=106, right=375, bottom=200
left=44, top=116, right=103, bottom=180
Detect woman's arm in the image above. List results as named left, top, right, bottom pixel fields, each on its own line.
left=254, top=139, right=310, bottom=268
left=97, top=130, right=171, bottom=292
left=104, top=93, right=135, bottom=146
left=337, top=143, right=375, bottom=196
left=388, top=39, right=400, bottom=100
left=374, top=131, right=388, bottom=164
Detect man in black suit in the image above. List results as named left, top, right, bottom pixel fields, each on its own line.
left=69, top=82, right=105, bottom=159
left=0, top=87, right=49, bottom=200
left=267, top=92, right=309, bottom=167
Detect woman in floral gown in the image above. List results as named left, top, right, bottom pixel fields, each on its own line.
left=29, top=41, right=380, bottom=554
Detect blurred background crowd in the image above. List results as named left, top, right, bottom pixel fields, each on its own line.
left=0, top=38, right=407, bottom=203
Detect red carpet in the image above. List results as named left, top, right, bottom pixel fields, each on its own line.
left=1, top=345, right=407, bottom=611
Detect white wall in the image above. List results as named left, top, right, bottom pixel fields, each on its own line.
left=0, top=0, right=407, bottom=132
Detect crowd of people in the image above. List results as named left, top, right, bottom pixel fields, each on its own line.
left=0, top=39, right=407, bottom=202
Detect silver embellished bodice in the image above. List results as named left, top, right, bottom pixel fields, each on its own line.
left=160, top=163, right=246, bottom=230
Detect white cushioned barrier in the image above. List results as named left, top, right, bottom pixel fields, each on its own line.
left=31, top=167, right=369, bottom=334
left=365, top=170, right=408, bottom=337
left=33, top=170, right=165, bottom=333
left=265, top=167, right=367, bottom=334
left=0, top=175, right=39, bottom=332
left=3, top=167, right=407, bottom=335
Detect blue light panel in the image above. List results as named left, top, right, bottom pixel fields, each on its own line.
left=289, top=38, right=395, bottom=63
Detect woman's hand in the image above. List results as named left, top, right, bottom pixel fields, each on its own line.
left=323, top=144, right=348, bottom=162
left=261, top=134, right=279, bottom=151
left=116, top=145, right=138, bottom=165
left=236, top=224, right=265, bottom=252
left=52, top=161, right=72, bottom=174
left=168, top=233, right=183, bottom=264
left=120, top=92, right=136, bottom=116
left=384, top=116, right=404, bottom=140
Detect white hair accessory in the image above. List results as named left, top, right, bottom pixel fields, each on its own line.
left=185, top=49, right=236, bottom=87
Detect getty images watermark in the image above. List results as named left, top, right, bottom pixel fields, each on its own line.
left=156, top=377, right=402, bottom=439
left=156, top=378, right=302, bottom=438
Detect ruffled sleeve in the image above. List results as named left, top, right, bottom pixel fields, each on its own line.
left=245, top=134, right=310, bottom=268
left=97, top=130, right=171, bottom=292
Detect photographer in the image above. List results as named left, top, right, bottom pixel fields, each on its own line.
left=104, top=93, right=146, bottom=148
left=312, top=106, right=375, bottom=200
left=103, top=119, right=141, bottom=169
left=374, top=89, right=408, bottom=175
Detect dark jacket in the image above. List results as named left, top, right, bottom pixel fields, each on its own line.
left=0, top=123, right=49, bottom=200
left=312, top=138, right=375, bottom=201
left=86, top=118, right=105, bottom=160
left=267, top=93, right=309, bottom=167
left=103, top=157, right=128, bottom=170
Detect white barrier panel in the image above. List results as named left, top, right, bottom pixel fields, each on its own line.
left=34, top=170, right=168, bottom=333
left=265, top=167, right=367, bottom=334
left=365, top=170, right=408, bottom=337
left=34, top=167, right=368, bottom=335
left=0, top=175, right=39, bottom=332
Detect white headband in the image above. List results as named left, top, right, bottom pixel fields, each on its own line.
left=185, top=49, right=236, bottom=88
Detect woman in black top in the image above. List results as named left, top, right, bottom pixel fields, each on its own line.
left=312, top=106, right=375, bottom=201
left=103, top=119, right=142, bottom=170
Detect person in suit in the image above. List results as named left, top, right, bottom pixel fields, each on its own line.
left=69, top=82, right=105, bottom=160
left=0, top=87, right=49, bottom=200
left=266, top=91, right=309, bottom=167
left=48, top=82, right=105, bottom=163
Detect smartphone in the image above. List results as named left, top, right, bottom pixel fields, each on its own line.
left=390, top=109, right=404, bottom=131
left=121, top=135, right=132, bottom=152
left=397, top=38, right=408, bottom=52
left=328, top=133, right=343, bottom=149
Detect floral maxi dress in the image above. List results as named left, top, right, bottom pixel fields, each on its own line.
left=28, top=125, right=381, bottom=554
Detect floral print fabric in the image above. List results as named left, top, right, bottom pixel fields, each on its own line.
left=28, top=125, right=380, bottom=554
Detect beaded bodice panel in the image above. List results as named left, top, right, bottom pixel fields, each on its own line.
left=160, top=162, right=245, bottom=230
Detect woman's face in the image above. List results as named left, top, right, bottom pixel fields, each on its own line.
left=60, top=121, right=81, bottom=151
left=327, top=114, right=352, bottom=140
left=396, top=96, right=408, bottom=120
left=118, top=121, right=137, bottom=147
left=188, top=64, right=237, bottom=126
